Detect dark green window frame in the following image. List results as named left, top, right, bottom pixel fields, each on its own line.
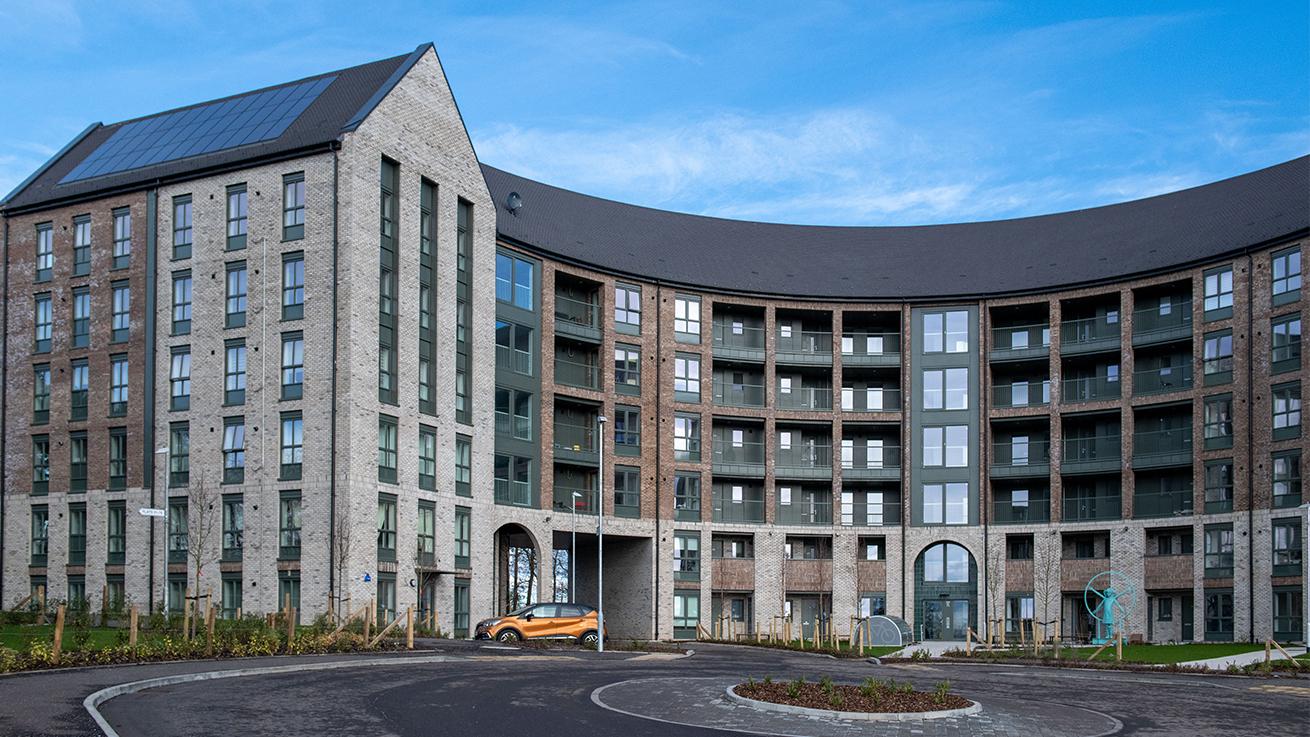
left=221, top=574, right=243, bottom=620
left=282, top=252, right=304, bottom=320
left=377, top=414, right=398, bottom=484
left=168, top=422, right=189, bottom=487
left=168, top=499, right=188, bottom=564
left=455, top=434, right=472, bottom=497
left=226, top=184, right=247, bottom=250
left=222, top=417, right=245, bottom=484
left=1271, top=313, right=1301, bottom=374
left=1203, top=459, right=1233, bottom=514
left=1203, top=524, right=1233, bottom=578
left=453, top=578, right=470, bottom=638
left=107, top=500, right=127, bottom=565
left=280, top=412, right=303, bottom=480
left=224, top=340, right=247, bottom=406
left=674, top=472, right=701, bottom=521
left=172, top=270, right=192, bottom=335
left=614, top=405, right=641, bottom=456
left=71, top=286, right=90, bottom=348
left=419, top=180, right=438, bottom=415
left=1272, top=381, right=1301, bottom=440
left=108, top=428, right=127, bottom=490
left=172, top=195, right=192, bottom=260
left=673, top=294, right=701, bottom=343
left=1202, top=394, right=1233, bottom=450
left=1202, top=265, right=1233, bottom=320
left=32, top=435, right=49, bottom=495
left=35, top=222, right=54, bottom=282
left=111, top=206, right=132, bottom=270
left=110, top=280, right=130, bottom=343
left=1201, top=329, right=1233, bottom=385
left=32, top=364, right=50, bottom=425
left=30, top=506, right=48, bottom=566
left=69, top=431, right=87, bottom=493
left=67, top=503, right=86, bottom=565
left=279, top=572, right=301, bottom=618
left=222, top=494, right=243, bottom=562
left=72, top=215, right=91, bottom=275
left=282, top=172, right=305, bottom=241
left=614, top=343, right=641, bottom=395
left=33, top=293, right=52, bottom=353
left=1272, top=517, right=1302, bottom=577
left=109, top=354, right=129, bottom=417
left=69, top=359, right=88, bottom=421
left=454, top=506, right=471, bottom=569
left=1273, top=450, right=1302, bottom=508
left=674, top=531, right=700, bottom=581
left=1204, top=589, right=1234, bottom=641
left=614, top=465, right=640, bottom=518
left=225, top=262, right=247, bottom=329
left=418, top=425, right=437, bottom=490
left=376, top=493, right=398, bottom=562
left=279, top=491, right=301, bottom=560
left=281, top=332, right=304, bottom=400
left=674, top=413, right=701, bottom=463
left=170, top=346, right=191, bottom=411
left=615, top=283, right=641, bottom=334
left=379, top=159, right=399, bottom=406
left=417, top=500, right=436, bottom=567
left=1271, top=246, right=1301, bottom=305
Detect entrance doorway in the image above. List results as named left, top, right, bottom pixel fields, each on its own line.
left=913, top=542, right=977, bottom=641
left=785, top=594, right=831, bottom=641
left=495, top=524, right=540, bottom=615
left=923, top=599, right=970, bottom=640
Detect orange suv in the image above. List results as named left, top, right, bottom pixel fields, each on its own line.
left=474, top=603, right=606, bottom=645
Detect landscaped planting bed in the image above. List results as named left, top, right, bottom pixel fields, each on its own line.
left=735, top=676, right=969, bottom=714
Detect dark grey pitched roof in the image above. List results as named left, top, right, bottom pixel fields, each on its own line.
left=483, top=156, right=1310, bottom=300
left=2, top=45, right=431, bottom=212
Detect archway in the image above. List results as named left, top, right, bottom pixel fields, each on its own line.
left=914, top=541, right=978, bottom=641
left=495, top=524, right=542, bottom=614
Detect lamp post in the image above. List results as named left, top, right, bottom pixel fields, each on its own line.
left=596, top=415, right=607, bottom=652
left=570, top=491, right=582, bottom=602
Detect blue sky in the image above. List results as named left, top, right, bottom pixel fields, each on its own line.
left=1, top=1, right=1306, bottom=225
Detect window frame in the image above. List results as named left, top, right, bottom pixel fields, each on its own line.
left=282, top=172, right=305, bottom=240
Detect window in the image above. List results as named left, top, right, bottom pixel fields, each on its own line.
left=614, top=466, right=640, bottom=516
left=377, top=415, right=398, bottom=484
left=225, top=341, right=247, bottom=405
left=1272, top=246, right=1301, bottom=304
left=714, top=535, right=754, bottom=559
left=109, top=281, right=130, bottom=342
left=614, top=405, right=641, bottom=456
left=282, top=172, right=305, bottom=240
left=172, top=272, right=192, bottom=334
left=1006, top=595, right=1035, bottom=635
left=455, top=435, right=472, bottom=497
left=31, top=507, right=48, bottom=565
left=271, top=491, right=302, bottom=561
left=1204, top=525, right=1234, bottom=576
left=108, top=428, right=127, bottom=489
left=279, top=573, right=301, bottom=619
left=674, top=295, right=701, bottom=341
left=1202, top=266, right=1232, bottom=318
left=862, top=537, right=885, bottom=560
left=673, top=413, right=700, bottom=462
left=172, top=195, right=192, bottom=259
left=454, top=506, right=471, bottom=568
left=68, top=504, right=86, bottom=565
left=1273, top=451, right=1302, bottom=507
left=673, top=353, right=701, bottom=401
left=417, top=501, right=436, bottom=566
left=35, top=222, right=54, bottom=281
left=494, top=321, right=532, bottom=377
left=923, top=425, right=968, bottom=467
left=378, top=255, right=397, bottom=404
left=674, top=473, right=701, bottom=521
left=454, top=579, right=470, bottom=638
left=1273, top=588, right=1303, bottom=640
left=34, top=294, right=51, bottom=352
left=226, top=184, right=247, bottom=249
left=923, top=483, right=968, bottom=525
left=32, top=365, right=50, bottom=424
left=222, top=495, right=244, bottom=561
left=222, top=418, right=245, bottom=484
left=1205, top=590, right=1234, bottom=640
left=674, top=533, right=700, bottom=580
left=169, top=423, right=189, bottom=487
left=923, top=368, right=968, bottom=410
left=614, top=344, right=641, bottom=395
left=70, top=360, right=88, bottom=421
left=419, top=181, right=437, bottom=416
left=615, top=284, right=641, bottom=332
left=67, top=432, right=88, bottom=492
left=72, top=288, right=90, bottom=347
left=1273, top=518, right=1303, bottom=574
left=225, top=262, right=247, bottom=328
left=31, top=435, right=50, bottom=494
left=923, top=542, right=970, bottom=583
left=377, top=494, right=397, bottom=561
left=1007, top=535, right=1033, bottom=560
left=168, top=500, right=187, bottom=563
left=281, top=333, right=304, bottom=400
left=1273, top=382, right=1301, bottom=439
left=1272, top=314, right=1302, bottom=373
left=419, top=425, right=437, bottom=490
left=169, top=348, right=191, bottom=411
left=280, top=412, right=303, bottom=480
left=494, top=388, right=531, bottom=441
left=924, top=310, right=969, bottom=353
left=1204, top=460, right=1233, bottom=513
left=673, top=592, right=700, bottom=638
left=221, top=575, right=242, bottom=620
left=282, top=252, right=304, bottom=320
left=1157, top=598, right=1173, bottom=621
left=494, top=252, right=534, bottom=310
left=1203, top=394, right=1233, bottom=449
left=1202, top=330, right=1233, bottom=384
left=107, top=501, right=126, bottom=564
left=112, top=207, right=131, bottom=269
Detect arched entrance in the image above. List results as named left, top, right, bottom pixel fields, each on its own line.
left=914, top=541, right=977, bottom=641
left=495, top=524, right=541, bottom=614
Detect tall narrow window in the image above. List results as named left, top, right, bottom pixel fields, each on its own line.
left=283, top=172, right=305, bottom=240
left=279, top=492, right=302, bottom=560
left=173, top=195, right=193, bottom=259
left=112, top=207, right=132, bottom=269
left=70, top=360, right=88, bottom=421
left=72, top=287, right=90, bottom=347
left=673, top=353, right=701, bottom=401
left=280, top=412, right=303, bottom=480
left=1202, top=265, right=1232, bottom=318
left=457, top=200, right=475, bottom=425
left=377, top=494, right=397, bottom=561
left=34, top=294, right=52, bottom=352
left=69, top=432, right=87, bottom=492
left=1272, top=314, right=1302, bottom=373
left=72, top=216, right=90, bottom=276
left=108, top=428, right=127, bottom=490
left=223, top=418, right=245, bottom=484
left=455, top=434, right=472, bottom=497
left=168, top=500, right=188, bottom=563
left=1202, top=330, right=1233, bottom=384
left=674, top=295, right=701, bottom=341
left=222, top=495, right=244, bottom=561
left=68, top=504, right=87, bottom=565
left=32, top=365, right=50, bottom=424
left=379, top=159, right=398, bottom=406
left=224, top=341, right=247, bottom=405
left=281, top=332, right=304, bottom=400
left=107, top=501, right=126, bottom=564
left=172, top=271, right=192, bottom=334
left=282, top=252, right=304, bottom=320
left=170, top=347, right=191, bottom=411
left=1272, top=246, right=1302, bottom=304
left=454, top=506, right=472, bottom=569
left=1273, top=382, right=1302, bottom=440
left=32, top=436, right=50, bottom=495
left=674, top=413, right=701, bottom=462
left=35, top=223, right=54, bottom=281
left=419, top=425, right=437, bottom=490
left=169, top=423, right=189, bottom=487
left=111, top=281, right=130, bottom=342
left=419, top=181, right=438, bottom=415
left=417, top=502, right=436, bottom=565
left=614, top=344, right=641, bottom=395
left=615, top=283, right=641, bottom=332
left=377, top=415, right=398, bottom=483
left=226, top=184, right=247, bottom=250
left=225, top=262, right=247, bottom=328
left=1273, top=451, right=1302, bottom=507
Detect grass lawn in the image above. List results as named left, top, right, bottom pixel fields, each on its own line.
left=973, top=642, right=1266, bottom=664
left=0, top=624, right=129, bottom=651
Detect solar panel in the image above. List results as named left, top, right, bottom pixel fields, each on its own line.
left=60, top=75, right=337, bottom=183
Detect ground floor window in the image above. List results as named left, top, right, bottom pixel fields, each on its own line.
left=1157, top=597, right=1173, bottom=621
left=454, top=579, right=470, bottom=638
left=1006, top=594, right=1034, bottom=635
left=1273, top=588, right=1302, bottom=642
left=674, top=591, right=700, bottom=639
left=377, top=573, right=397, bottom=624
left=279, top=572, right=301, bottom=618
left=859, top=593, right=885, bottom=618
left=67, top=575, right=86, bottom=610
left=221, top=575, right=242, bottom=620
left=1204, top=590, right=1233, bottom=641
left=167, top=575, right=187, bottom=614
left=106, top=575, right=125, bottom=615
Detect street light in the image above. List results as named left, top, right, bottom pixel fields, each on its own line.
left=570, top=491, right=582, bottom=602
left=596, top=415, right=607, bottom=652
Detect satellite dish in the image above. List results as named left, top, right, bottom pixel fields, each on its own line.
left=506, top=191, right=522, bottom=214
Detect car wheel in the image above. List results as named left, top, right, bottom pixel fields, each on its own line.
left=579, top=630, right=599, bottom=647
left=497, top=629, right=521, bottom=643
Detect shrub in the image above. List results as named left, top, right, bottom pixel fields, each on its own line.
left=763, top=675, right=773, bottom=685
left=828, top=690, right=845, bottom=708
left=933, top=680, right=951, bottom=704
left=818, top=675, right=834, bottom=694
left=786, top=677, right=805, bottom=698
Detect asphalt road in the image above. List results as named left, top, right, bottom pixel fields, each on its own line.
left=0, top=643, right=1305, bottom=737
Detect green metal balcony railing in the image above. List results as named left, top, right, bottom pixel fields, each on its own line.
left=712, top=378, right=766, bottom=408
left=1062, top=434, right=1122, bottom=474
left=992, top=497, right=1051, bottom=524
left=494, top=410, right=532, bottom=440
left=776, top=443, right=833, bottom=478
left=993, top=380, right=1050, bottom=408
left=712, top=441, right=766, bottom=476
left=1132, top=299, right=1193, bottom=345
left=840, top=499, right=902, bottom=526
left=992, top=439, right=1051, bottom=477
left=840, top=332, right=900, bottom=366
left=1062, top=375, right=1121, bottom=403
left=1133, top=488, right=1194, bottom=519
left=841, top=386, right=902, bottom=412
left=776, top=386, right=833, bottom=411
left=494, top=478, right=532, bottom=507
left=776, top=499, right=833, bottom=526
left=1060, top=314, right=1121, bottom=353
left=495, top=343, right=532, bottom=375
left=840, top=444, right=902, bottom=474
left=1133, top=364, right=1193, bottom=396
left=1062, top=493, right=1122, bottom=522
left=712, top=497, right=766, bottom=523
left=712, top=322, right=767, bottom=361
left=554, top=293, right=598, bottom=333
left=553, top=419, right=598, bottom=463
left=555, top=356, right=599, bottom=390
left=554, top=487, right=598, bottom=515
left=991, top=323, right=1051, bottom=361
left=776, top=330, right=833, bottom=363
left=1132, top=427, right=1193, bottom=469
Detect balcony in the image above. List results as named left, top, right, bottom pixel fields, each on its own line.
left=1133, top=488, right=1194, bottom=519
left=1061, top=315, right=1121, bottom=355
left=555, top=355, right=599, bottom=390
left=776, top=330, right=832, bottom=365
left=712, top=322, right=766, bottom=362
left=495, top=343, right=532, bottom=376
left=991, top=439, right=1051, bottom=478
left=1062, top=435, right=1122, bottom=475
left=775, top=444, right=833, bottom=479
left=553, top=419, right=598, bottom=465
left=840, top=497, right=902, bottom=526
left=841, top=446, right=902, bottom=480
left=554, top=487, right=597, bottom=515
left=713, top=497, right=765, bottom=524
left=991, top=323, right=1051, bottom=363
left=554, top=294, right=600, bottom=342
left=494, top=478, right=532, bottom=507
left=1133, top=364, right=1192, bottom=396
left=993, top=380, right=1050, bottom=409
left=992, top=497, right=1051, bottom=524
left=1062, top=494, right=1122, bottom=522
left=776, top=386, right=832, bottom=411
left=1132, top=300, right=1192, bottom=346
left=1132, top=428, right=1193, bottom=469
left=712, top=378, right=766, bottom=408
left=494, top=410, right=531, bottom=441
left=841, top=386, right=902, bottom=412
left=1062, top=375, right=1121, bottom=403
left=712, top=441, right=766, bottom=477
left=841, top=333, right=900, bottom=367
left=776, top=498, right=833, bottom=526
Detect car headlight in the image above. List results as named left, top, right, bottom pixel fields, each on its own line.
left=481, top=618, right=501, bottom=627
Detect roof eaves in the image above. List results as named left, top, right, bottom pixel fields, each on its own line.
left=0, top=122, right=100, bottom=208
left=339, top=42, right=433, bottom=133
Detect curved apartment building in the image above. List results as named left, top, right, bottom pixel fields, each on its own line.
left=1, top=44, right=1306, bottom=645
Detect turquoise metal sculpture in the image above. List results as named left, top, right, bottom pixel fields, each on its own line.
left=1083, top=570, right=1137, bottom=645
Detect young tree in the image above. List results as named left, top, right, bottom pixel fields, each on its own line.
left=186, top=478, right=219, bottom=636
left=1032, top=537, right=1062, bottom=653
left=332, top=502, right=354, bottom=621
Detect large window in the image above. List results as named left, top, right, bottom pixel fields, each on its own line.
left=69, top=432, right=87, bottom=492
left=923, top=310, right=969, bottom=353
left=108, top=428, right=127, bottom=489
left=70, top=360, right=88, bottom=421
left=32, top=365, right=50, bottom=424
left=1205, top=590, right=1234, bottom=641
left=922, top=425, right=968, bottom=467
left=173, top=195, right=192, bottom=259
left=169, top=423, right=189, bottom=487
left=283, top=172, right=305, bottom=240
left=222, top=418, right=245, bottom=484
left=674, top=295, right=701, bottom=341
left=377, top=494, right=397, bottom=561
left=34, top=294, right=52, bottom=352
left=495, top=321, right=533, bottom=377
left=72, top=217, right=90, bottom=275
left=673, top=413, right=701, bottom=462
left=417, top=501, right=436, bottom=566
left=454, top=506, right=471, bottom=569
left=1202, top=330, right=1233, bottom=384
left=922, top=542, right=970, bottom=583
left=282, top=252, right=305, bottom=320
left=32, top=435, right=50, bottom=494
left=673, top=592, right=700, bottom=638
left=170, top=348, right=191, bottom=411
left=225, top=341, right=247, bottom=405
left=280, top=412, right=303, bottom=480
left=111, top=282, right=130, bottom=342
left=674, top=533, right=700, bottom=580
left=31, top=507, right=48, bottom=565
left=1202, top=265, right=1232, bottom=318
left=377, top=415, right=398, bottom=484
left=281, top=333, right=304, bottom=400
left=614, top=344, right=641, bottom=394
left=923, top=368, right=968, bottom=410
left=1273, top=382, right=1301, bottom=440
left=222, top=495, right=243, bottom=561
left=1272, top=314, right=1301, bottom=373
left=168, top=500, right=188, bottom=563
left=1203, top=394, right=1233, bottom=449
left=67, top=504, right=87, bottom=565
left=35, top=223, right=54, bottom=281
left=1273, top=518, right=1302, bottom=574
left=112, top=207, right=132, bottom=269
left=107, top=501, right=126, bottom=564
left=226, top=184, right=248, bottom=250
left=1272, top=246, right=1301, bottom=304
left=455, top=434, right=472, bottom=497
left=1204, top=460, right=1233, bottom=513
left=923, top=483, right=968, bottom=525
left=419, top=425, right=437, bottom=490
left=172, top=272, right=192, bottom=334
left=225, top=262, right=247, bottom=328
left=615, top=283, right=641, bottom=332
left=280, top=492, right=302, bottom=560
left=72, top=288, right=90, bottom=347
left=1273, top=451, right=1302, bottom=507
left=1204, top=525, right=1234, bottom=576
left=614, top=405, right=641, bottom=456
left=673, top=353, right=701, bottom=401
left=674, top=473, right=701, bottom=521
left=495, top=253, right=534, bottom=310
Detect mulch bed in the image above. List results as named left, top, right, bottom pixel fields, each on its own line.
left=736, top=681, right=970, bottom=713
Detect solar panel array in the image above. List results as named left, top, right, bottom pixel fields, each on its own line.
left=60, top=76, right=337, bottom=183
